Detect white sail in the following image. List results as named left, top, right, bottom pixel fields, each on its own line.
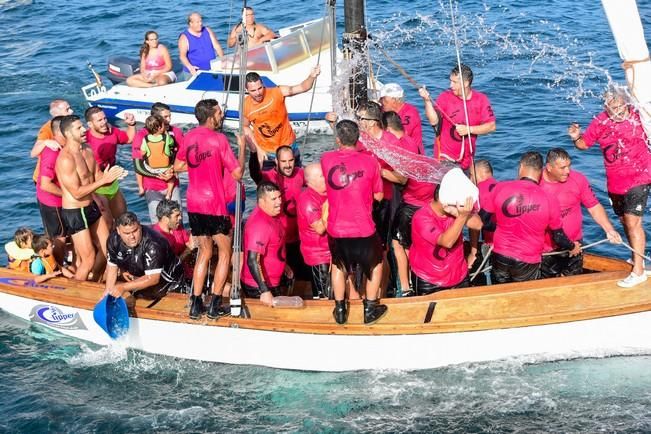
left=602, top=0, right=651, bottom=141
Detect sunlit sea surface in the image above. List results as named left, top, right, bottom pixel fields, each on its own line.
left=1, top=0, right=651, bottom=432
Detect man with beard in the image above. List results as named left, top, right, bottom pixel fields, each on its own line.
left=55, top=115, right=126, bottom=281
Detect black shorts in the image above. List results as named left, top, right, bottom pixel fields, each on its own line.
left=609, top=184, right=650, bottom=217
left=391, top=202, right=421, bottom=248
left=372, top=199, right=392, bottom=248
left=541, top=251, right=583, bottom=278
left=38, top=201, right=67, bottom=238
left=329, top=234, right=383, bottom=280
left=411, top=271, right=469, bottom=296
left=242, top=283, right=281, bottom=298
left=188, top=213, right=232, bottom=237
left=310, top=263, right=332, bottom=299
left=286, top=240, right=310, bottom=281
left=61, top=201, right=102, bottom=236
left=491, top=252, right=540, bottom=284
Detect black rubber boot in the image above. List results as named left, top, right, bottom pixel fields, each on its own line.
left=189, top=295, right=205, bottom=320
left=207, top=295, right=230, bottom=319
left=363, top=299, right=388, bottom=325
left=333, top=300, right=348, bottom=325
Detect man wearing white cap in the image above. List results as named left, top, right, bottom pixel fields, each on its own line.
left=380, top=83, right=424, bottom=154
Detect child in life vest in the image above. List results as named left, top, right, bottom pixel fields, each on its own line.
left=5, top=227, right=35, bottom=272
left=30, top=234, right=75, bottom=283
left=136, top=114, right=177, bottom=199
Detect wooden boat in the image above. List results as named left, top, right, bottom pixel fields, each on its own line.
left=2, top=253, right=650, bottom=371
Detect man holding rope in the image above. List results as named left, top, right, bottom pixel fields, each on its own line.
left=418, top=64, right=495, bottom=170
left=569, top=88, right=651, bottom=287
left=539, top=148, right=622, bottom=278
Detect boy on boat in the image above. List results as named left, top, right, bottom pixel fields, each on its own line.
left=84, top=107, right=136, bottom=221
left=30, top=234, right=74, bottom=283
left=135, top=115, right=177, bottom=201
left=242, top=66, right=320, bottom=168
left=132, top=102, right=184, bottom=224
left=56, top=115, right=126, bottom=281
left=321, top=120, right=387, bottom=325
left=539, top=148, right=621, bottom=278
left=5, top=228, right=35, bottom=272
left=569, top=88, right=651, bottom=287
left=174, top=100, right=245, bottom=319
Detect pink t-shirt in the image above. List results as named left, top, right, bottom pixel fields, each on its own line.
left=152, top=223, right=189, bottom=256
left=483, top=179, right=563, bottom=264
left=434, top=89, right=495, bottom=169
left=242, top=206, right=286, bottom=288
left=321, top=147, right=383, bottom=238
left=398, top=133, right=434, bottom=206
left=260, top=168, right=304, bottom=243
left=36, top=147, right=62, bottom=207
left=477, top=177, right=497, bottom=245
left=409, top=205, right=467, bottom=287
left=132, top=126, right=183, bottom=191
left=85, top=126, right=130, bottom=170
left=359, top=131, right=401, bottom=201
left=176, top=126, right=239, bottom=216
left=582, top=109, right=651, bottom=194
left=296, top=187, right=331, bottom=266
left=540, top=170, right=599, bottom=250
left=398, top=102, right=423, bottom=154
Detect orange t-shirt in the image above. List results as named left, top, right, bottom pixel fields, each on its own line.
left=32, top=120, right=54, bottom=183
left=243, top=87, right=296, bottom=154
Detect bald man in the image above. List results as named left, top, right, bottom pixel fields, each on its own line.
left=296, top=163, right=331, bottom=299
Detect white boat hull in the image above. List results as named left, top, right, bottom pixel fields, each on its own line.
left=3, top=289, right=650, bottom=371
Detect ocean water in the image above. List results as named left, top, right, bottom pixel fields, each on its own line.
left=1, top=0, right=651, bottom=432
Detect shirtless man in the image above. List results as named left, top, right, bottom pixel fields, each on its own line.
left=227, top=6, right=276, bottom=48
left=55, top=115, right=126, bottom=281
left=84, top=107, right=135, bottom=221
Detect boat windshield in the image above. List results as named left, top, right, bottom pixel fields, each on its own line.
left=220, top=18, right=331, bottom=73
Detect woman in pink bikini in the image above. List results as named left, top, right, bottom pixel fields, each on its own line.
left=126, top=31, right=176, bottom=87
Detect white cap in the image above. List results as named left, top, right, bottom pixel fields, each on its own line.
left=380, top=83, right=404, bottom=99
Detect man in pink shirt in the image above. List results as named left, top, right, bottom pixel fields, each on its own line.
left=482, top=152, right=579, bottom=283
left=569, top=88, right=651, bottom=287
left=297, top=163, right=331, bottom=299
left=380, top=83, right=424, bottom=154
left=242, top=181, right=290, bottom=306
left=36, top=116, right=67, bottom=263
left=410, top=187, right=482, bottom=294
left=383, top=111, right=435, bottom=296
left=356, top=102, right=404, bottom=250
left=540, top=148, right=622, bottom=278
left=152, top=199, right=193, bottom=278
left=84, top=107, right=136, bottom=221
left=132, top=102, right=184, bottom=223
left=321, top=120, right=387, bottom=325
left=419, top=64, right=496, bottom=170
left=248, top=144, right=307, bottom=282
left=471, top=159, right=498, bottom=284
left=174, top=99, right=245, bottom=319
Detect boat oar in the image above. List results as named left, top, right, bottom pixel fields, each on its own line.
left=93, top=295, right=129, bottom=339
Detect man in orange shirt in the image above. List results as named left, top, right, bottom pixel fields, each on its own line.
left=242, top=66, right=320, bottom=169
left=30, top=99, right=74, bottom=182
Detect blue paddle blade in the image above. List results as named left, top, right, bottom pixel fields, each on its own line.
left=93, top=295, right=130, bottom=339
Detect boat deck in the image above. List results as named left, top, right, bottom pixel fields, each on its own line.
left=0, top=254, right=646, bottom=336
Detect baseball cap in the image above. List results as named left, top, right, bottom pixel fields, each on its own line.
left=380, top=83, right=404, bottom=98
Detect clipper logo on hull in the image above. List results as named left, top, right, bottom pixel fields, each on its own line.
left=29, top=305, right=87, bottom=331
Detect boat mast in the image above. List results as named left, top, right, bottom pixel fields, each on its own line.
left=230, top=1, right=249, bottom=318
left=343, top=0, right=368, bottom=110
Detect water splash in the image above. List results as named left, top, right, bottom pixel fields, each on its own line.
left=67, top=341, right=128, bottom=367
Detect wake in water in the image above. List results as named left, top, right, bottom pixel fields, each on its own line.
left=67, top=341, right=128, bottom=367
